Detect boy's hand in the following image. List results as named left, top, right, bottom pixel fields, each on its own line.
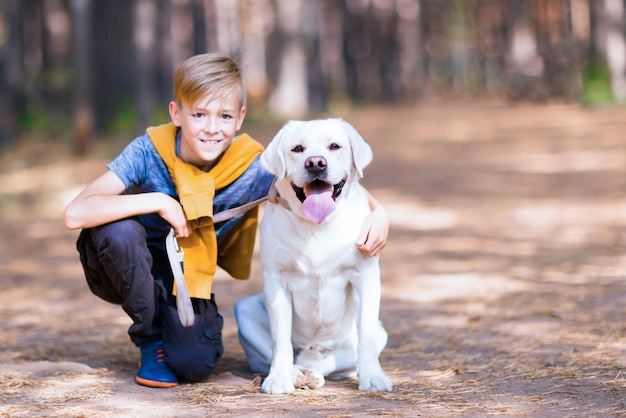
left=357, top=190, right=389, bottom=257
left=357, top=204, right=389, bottom=257
left=157, top=194, right=191, bottom=237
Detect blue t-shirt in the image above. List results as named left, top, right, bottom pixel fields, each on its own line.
left=107, top=130, right=275, bottom=250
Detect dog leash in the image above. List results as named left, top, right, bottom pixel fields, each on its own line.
left=165, top=228, right=195, bottom=327
left=213, top=195, right=268, bottom=223
left=212, top=183, right=290, bottom=222
left=166, top=183, right=290, bottom=327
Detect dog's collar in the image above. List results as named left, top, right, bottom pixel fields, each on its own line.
left=268, top=183, right=292, bottom=212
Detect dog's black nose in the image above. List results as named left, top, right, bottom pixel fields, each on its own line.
left=305, top=156, right=327, bottom=174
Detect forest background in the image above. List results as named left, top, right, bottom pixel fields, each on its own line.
left=1, top=0, right=625, bottom=151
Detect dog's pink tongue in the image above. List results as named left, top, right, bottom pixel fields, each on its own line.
left=302, top=189, right=335, bottom=224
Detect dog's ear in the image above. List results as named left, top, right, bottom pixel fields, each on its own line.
left=260, top=121, right=293, bottom=181
left=339, top=119, right=373, bottom=178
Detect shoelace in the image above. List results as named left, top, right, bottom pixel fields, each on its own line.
left=154, top=347, right=165, bottom=363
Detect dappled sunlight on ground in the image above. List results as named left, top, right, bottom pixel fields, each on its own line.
left=1, top=101, right=625, bottom=416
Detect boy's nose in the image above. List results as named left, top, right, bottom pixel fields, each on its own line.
left=204, top=117, right=219, bottom=133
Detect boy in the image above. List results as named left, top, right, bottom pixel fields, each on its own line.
left=63, top=53, right=388, bottom=388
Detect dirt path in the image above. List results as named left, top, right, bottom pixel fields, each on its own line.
left=0, top=101, right=625, bottom=417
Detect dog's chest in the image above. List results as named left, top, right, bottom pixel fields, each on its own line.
left=288, top=272, right=356, bottom=338
left=261, top=202, right=366, bottom=265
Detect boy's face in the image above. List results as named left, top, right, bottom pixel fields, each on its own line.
left=169, top=92, right=246, bottom=171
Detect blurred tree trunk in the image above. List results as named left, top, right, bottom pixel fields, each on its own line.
left=192, top=0, right=207, bottom=53
left=169, top=0, right=194, bottom=71
left=133, top=0, right=158, bottom=129
left=302, top=0, right=325, bottom=112
left=604, top=0, right=626, bottom=101
left=42, top=0, right=71, bottom=127
left=70, top=0, right=93, bottom=155
left=447, top=0, right=478, bottom=94
left=396, top=0, right=422, bottom=98
left=506, top=0, right=545, bottom=100
left=342, top=0, right=377, bottom=100
left=340, top=0, right=412, bottom=101
left=570, top=0, right=590, bottom=42
left=268, top=0, right=309, bottom=118
left=92, top=1, right=134, bottom=133
left=203, top=0, right=218, bottom=52
left=534, top=0, right=587, bottom=100
left=317, top=1, right=346, bottom=104
left=213, top=0, right=241, bottom=57
left=0, top=0, right=22, bottom=146
left=473, top=0, right=508, bottom=95
left=240, top=0, right=270, bottom=109
left=371, top=0, right=401, bottom=101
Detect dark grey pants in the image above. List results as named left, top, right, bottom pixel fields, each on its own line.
left=76, top=218, right=223, bottom=381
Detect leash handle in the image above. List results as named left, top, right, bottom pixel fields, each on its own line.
left=165, top=184, right=282, bottom=327
left=164, top=193, right=269, bottom=327
left=165, top=228, right=195, bottom=327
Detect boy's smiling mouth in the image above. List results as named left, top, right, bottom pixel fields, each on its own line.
left=199, top=138, right=223, bottom=144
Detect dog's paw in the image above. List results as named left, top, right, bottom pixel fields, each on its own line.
left=293, top=365, right=325, bottom=390
left=358, top=373, right=393, bottom=392
left=261, top=372, right=296, bottom=395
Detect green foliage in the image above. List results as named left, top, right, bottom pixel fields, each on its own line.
left=17, top=68, right=73, bottom=133
left=107, top=102, right=171, bottom=133
left=106, top=100, right=139, bottom=133
left=151, top=106, right=170, bottom=126
left=18, top=104, right=69, bottom=133
left=581, top=58, right=615, bottom=105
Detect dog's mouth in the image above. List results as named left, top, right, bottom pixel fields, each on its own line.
left=291, top=178, right=346, bottom=203
left=291, top=178, right=346, bottom=224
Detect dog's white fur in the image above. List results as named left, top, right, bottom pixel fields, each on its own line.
left=259, top=118, right=392, bottom=394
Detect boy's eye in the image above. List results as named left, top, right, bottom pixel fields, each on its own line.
left=193, top=112, right=205, bottom=118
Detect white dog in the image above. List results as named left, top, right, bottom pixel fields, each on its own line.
left=258, top=118, right=392, bottom=394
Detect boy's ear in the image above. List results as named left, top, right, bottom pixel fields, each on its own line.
left=169, top=101, right=181, bottom=126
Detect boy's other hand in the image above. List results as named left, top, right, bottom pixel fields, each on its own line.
left=157, top=194, right=191, bottom=237
left=357, top=208, right=388, bottom=257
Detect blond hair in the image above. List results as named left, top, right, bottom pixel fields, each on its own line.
left=173, top=53, right=246, bottom=109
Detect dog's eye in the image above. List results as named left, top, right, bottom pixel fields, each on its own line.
left=329, top=143, right=342, bottom=150
left=291, top=145, right=304, bottom=153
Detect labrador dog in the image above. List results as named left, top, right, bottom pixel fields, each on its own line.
left=259, top=118, right=392, bottom=394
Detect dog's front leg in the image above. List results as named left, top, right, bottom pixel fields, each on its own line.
left=261, top=276, right=296, bottom=394
left=354, top=266, right=393, bottom=392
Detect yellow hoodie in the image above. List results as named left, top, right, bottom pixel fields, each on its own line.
left=147, top=123, right=264, bottom=300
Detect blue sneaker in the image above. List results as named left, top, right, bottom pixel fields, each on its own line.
left=136, top=341, right=178, bottom=388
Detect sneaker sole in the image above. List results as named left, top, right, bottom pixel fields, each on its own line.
left=135, top=376, right=178, bottom=388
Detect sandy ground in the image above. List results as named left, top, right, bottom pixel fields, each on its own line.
left=0, top=101, right=625, bottom=417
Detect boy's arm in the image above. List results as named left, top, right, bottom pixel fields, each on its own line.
left=63, top=170, right=191, bottom=237
left=357, top=189, right=389, bottom=257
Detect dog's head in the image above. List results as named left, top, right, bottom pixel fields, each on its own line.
left=261, top=118, right=373, bottom=224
